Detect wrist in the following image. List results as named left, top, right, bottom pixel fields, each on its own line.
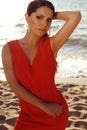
left=53, top=12, right=58, bottom=19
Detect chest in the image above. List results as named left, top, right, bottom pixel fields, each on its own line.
left=20, top=44, right=39, bottom=65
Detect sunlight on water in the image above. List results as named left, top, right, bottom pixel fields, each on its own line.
left=0, top=0, right=87, bottom=80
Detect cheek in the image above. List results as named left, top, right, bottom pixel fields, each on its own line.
left=29, top=18, right=38, bottom=28
left=29, top=21, right=34, bottom=28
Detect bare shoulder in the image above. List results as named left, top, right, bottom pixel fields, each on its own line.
left=2, top=43, right=13, bottom=68
left=2, top=43, right=9, bottom=54
left=2, top=43, right=11, bottom=58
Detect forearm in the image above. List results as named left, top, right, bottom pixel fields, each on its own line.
left=10, top=82, right=45, bottom=110
left=53, top=11, right=81, bottom=21
left=9, top=82, right=63, bottom=118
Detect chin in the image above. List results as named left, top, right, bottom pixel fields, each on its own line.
left=36, top=34, right=45, bottom=38
left=34, top=31, right=47, bottom=38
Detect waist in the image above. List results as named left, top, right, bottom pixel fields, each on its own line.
left=18, top=98, right=68, bottom=126
left=19, top=89, right=67, bottom=116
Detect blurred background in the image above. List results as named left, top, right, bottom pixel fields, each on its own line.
left=0, top=0, right=87, bottom=81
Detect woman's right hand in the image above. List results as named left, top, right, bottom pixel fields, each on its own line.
left=41, top=102, right=63, bottom=118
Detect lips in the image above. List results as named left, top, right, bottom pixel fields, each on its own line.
left=38, top=28, right=46, bottom=32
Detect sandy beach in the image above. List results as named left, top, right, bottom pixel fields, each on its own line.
left=0, top=79, right=87, bottom=130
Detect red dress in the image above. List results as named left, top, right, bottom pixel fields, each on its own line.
left=8, top=37, right=68, bottom=130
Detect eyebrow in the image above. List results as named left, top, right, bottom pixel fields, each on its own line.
left=36, top=13, right=53, bottom=19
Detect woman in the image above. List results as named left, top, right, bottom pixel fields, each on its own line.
left=2, top=0, right=81, bottom=130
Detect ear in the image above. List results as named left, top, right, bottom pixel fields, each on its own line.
left=25, top=13, right=30, bottom=23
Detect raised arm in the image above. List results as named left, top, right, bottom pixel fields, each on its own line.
left=2, top=44, right=62, bottom=117
left=50, top=11, right=81, bottom=57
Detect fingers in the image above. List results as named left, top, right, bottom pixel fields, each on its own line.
left=57, top=104, right=63, bottom=114
left=53, top=104, right=63, bottom=118
left=43, top=102, right=63, bottom=118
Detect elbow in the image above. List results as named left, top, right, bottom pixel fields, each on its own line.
left=75, top=11, right=81, bottom=21
left=7, top=80, right=20, bottom=93
left=71, top=11, right=81, bottom=25
left=77, top=11, right=81, bottom=18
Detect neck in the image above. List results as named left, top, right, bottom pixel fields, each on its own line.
left=24, top=30, right=41, bottom=47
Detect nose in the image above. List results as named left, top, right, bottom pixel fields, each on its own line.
left=41, top=20, right=47, bottom=28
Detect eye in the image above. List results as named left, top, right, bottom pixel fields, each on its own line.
left=36, top=16, right=43, bottom=20
left=47, top=18, right=52, bottom=23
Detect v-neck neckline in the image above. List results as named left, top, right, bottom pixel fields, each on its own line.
left=17, top=39, right=41, bottom=67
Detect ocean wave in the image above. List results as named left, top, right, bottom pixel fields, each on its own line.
left=67, top=38, right=87, bottom=47
left=15, top=23, right=25, bottom=28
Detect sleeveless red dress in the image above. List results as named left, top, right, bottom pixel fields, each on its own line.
left=8, top=37, right=68, bottom=130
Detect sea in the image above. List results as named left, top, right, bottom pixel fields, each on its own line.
left=0, top=0, right=87, bottom=82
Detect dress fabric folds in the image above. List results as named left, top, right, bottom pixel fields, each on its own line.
left=8, top=37, right=68, bottom=130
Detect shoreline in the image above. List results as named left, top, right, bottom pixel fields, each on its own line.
left=0, top=76, right=87, bottom=85
left=55, top=77, right=87, bottom=85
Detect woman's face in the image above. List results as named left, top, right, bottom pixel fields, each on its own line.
left=26, top=6, right=53, bottom=37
